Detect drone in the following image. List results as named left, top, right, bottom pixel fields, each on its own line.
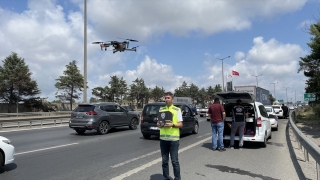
left=92, top=37, right=139, bottom=54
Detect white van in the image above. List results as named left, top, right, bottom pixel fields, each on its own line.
left=214, top=92, right=272, bottom=147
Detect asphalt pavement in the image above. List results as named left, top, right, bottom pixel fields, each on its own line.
left=0, top=117, right=301, bottom=180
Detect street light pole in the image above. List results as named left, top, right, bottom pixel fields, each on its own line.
left=292, top=90, right=297, bottom=105
left=270, top=81, right=278, bottom=99
left=83, top=0, right=87, bottom=103
left=252, top=74, right=262, bottom=87
left=215, top=56, right=231, bottom=92
left=283, top=87, right=290, bottom=104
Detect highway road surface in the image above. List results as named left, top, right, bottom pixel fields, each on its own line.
left=0, top=116, right=303, bottom=180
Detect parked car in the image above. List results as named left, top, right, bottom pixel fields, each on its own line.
left=214, top=92, right=272, bottom=147
left=198, top=106, right=208, bottom=117
left=0, top=136, right=15, bottom=167
left=69, top=102, right=140, bottom=135
left=272, top=105, right=284, bottom=119
left=264, top=105, right=278, bottom=131
left=140, top=102, right=199, bottom=139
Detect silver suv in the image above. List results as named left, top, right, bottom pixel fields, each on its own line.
left=69, top=102, right=140, bottom=135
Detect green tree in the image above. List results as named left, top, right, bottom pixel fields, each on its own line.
left=130, top=78, right=148, bottom=108
left=189, top=83, right=199, bottom=104
left=298, top=22, right=320, bottom=102
left=151, top=86, right=165, bottom=102
left=0, top=52, right=41, bottom=112
left=206, top=86, right=215, bottom=102
left=197, top=87, right=207, bottom=106
left=55, top=60, right=85, bottom=111
left=214, top=84, right=222, bottom=93
left=269, top=94, right=276, bottom=105
left=92, top=86, right=111, bottom=101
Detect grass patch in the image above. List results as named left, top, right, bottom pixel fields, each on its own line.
left=294, top=106, right=320, bottom=124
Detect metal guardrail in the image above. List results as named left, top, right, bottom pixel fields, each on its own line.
left=289, top=109, right=320, bottom=180
left=0, top=112, right=71, bottom=130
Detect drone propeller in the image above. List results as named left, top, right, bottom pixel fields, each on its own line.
left=117, top=37, right=139, bottom=42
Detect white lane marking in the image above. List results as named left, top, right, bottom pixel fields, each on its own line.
left=111, top=136, right=211, bottom=180
left=0, top=124, right=68, bottom=133
left=111, top=150, right=161, bottom=168
left=198, top=133, right=211, bottom=138
left=15, top=143, right=79, bottom=155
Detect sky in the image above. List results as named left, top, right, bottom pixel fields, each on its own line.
left=0, top=0, right=318, bottom=103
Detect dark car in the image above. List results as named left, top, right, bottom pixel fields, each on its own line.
left=140, top=102, right=199, bottom=139
left=69, top=102, right=140, bottom=135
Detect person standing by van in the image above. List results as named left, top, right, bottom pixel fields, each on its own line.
left=229, top=99, right=249, bottom=150
left=207, top=98, right=226, bottom=151
left=157, top=92, right=183, bottom=180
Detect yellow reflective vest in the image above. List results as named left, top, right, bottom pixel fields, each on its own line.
left=159, top=105, right=180, bottom=141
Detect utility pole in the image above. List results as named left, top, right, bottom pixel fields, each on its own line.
left=83, top=0, right=87, bottom=103
left=292, top=90, right=298, bottom=105
left=215, top=56, right=231, bottom=92
left=252, top=74, right=262, bottom=87
left=283, top=87, right=290, bottom=104
left=270, top=81, right=278, bottom=99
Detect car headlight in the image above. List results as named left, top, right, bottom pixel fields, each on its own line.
left=2, top=139, right=11, bottom=144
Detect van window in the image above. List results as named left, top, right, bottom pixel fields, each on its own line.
left=265, top=107, right=272, bottom=112
left=144, top=105, right=161, bottom=116
left=272, top=106, right=280, bottom=109
left=259, top=105, right=268, bottom=118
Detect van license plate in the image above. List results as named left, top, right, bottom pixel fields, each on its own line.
left=150, top=127, right=159, bottom=130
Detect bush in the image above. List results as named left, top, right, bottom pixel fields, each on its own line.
left=314, top=104, right=320, bottom=117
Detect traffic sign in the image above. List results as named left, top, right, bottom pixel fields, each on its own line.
left=278, top=99, right=284, bottom=103
left=304, top=93, right=316, bottom=102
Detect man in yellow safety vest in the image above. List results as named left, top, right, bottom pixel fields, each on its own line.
left=157, top=92, right=183, bottom=180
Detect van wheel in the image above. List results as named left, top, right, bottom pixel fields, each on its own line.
left=268, top=132, right=272, bottom=140
left=143, top=134, right=151, bottom=139
left=192, top=123, right=199, bottom=134
left=75, top=129, right=86, bottom=134
left=275, top=125, right=278, bottom=131
left=261, top=134, right=267, bottom=147
left=0, top=152, right=3, bottom=167
left=207, top=119, right=210, bottom=121
left=97, top=121, right=109, bottom=135
left=129, top=118, right=138, bottom=130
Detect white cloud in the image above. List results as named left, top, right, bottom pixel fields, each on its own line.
left=85, top=0, right=307, bottom=41
left=235, top=51, right=245, bottom=61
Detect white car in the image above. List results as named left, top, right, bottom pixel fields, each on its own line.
left=0, top=136, right=15, bottom=167
left=215, top=92, right=272, bottom=147
left=272, top=105, right=284, bottom=118
left=264, top=106, right=278, bottom=131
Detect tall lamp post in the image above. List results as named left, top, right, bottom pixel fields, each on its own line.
left=270, top=81, right=278, bottom=99
left=83, top=0, right=87, bottom=103
left=283, top=87, right=290, bottom=104
left=252, top=74, right=262, bottom=87
left=215, top=56, right=231, bottom=92
left=292, top=90, right=297, bottom=105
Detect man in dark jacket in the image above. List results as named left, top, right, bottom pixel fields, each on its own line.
left=229, top=99, right=248, bottom=150
left=281, top=104, right=289, bottom=118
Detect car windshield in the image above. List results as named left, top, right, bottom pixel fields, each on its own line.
left=265, top=108, right=272, bottom=112
left=272, top=106, right=280, bottom=109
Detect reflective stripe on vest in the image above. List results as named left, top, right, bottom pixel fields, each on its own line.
left=159, top=105, right=180, bottom=141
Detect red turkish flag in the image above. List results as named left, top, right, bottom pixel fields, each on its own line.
left=232, top=70, right=239, bottom=76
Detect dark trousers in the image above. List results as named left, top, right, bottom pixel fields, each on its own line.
left=160, top=140, right=181, bottom=180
